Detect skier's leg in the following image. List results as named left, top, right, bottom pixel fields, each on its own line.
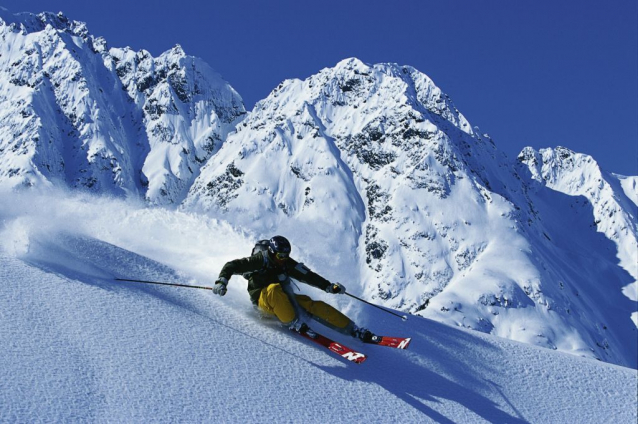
left=295, top=295, right=352, bottom=332
left=257, top=283, right=296, bottom=324
left=294, top=295, right=376, bottom=341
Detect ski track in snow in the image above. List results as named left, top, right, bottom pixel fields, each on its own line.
left=0, top=192, right=636, bottom=423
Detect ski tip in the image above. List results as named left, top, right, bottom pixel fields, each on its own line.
left=341, top=352, right=367, bottom=364
left=338, top=349, right=367, bottom=364
left=399, top=337, right=412, bottom=349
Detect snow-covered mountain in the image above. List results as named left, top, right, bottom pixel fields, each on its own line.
left=518, top=146, right=637, bottom=303
left=1, top=9, right=636, bottom=369
left=0, top=9, right=245, bottom=204
left=183, top=58, right=637, bottom=368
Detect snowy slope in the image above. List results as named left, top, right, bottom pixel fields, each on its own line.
left=518, top=147, right=637, bottom=288
left=618, top=175, right=638, bottom=206
left=0, top=9, right=245, bottom=204
left=184, top=58, right=638, bottom=368
left=0, top=189, right=636, bottom=423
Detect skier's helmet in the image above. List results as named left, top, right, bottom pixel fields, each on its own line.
left=268, top=236, right=291, bottom=261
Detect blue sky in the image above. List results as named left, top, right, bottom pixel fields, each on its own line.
left=4, top=0, right=637, bottom=175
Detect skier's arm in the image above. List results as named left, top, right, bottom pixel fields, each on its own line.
left=288, top=259, right=332, bottom=292
left=218, top=253, right=266, bottom=283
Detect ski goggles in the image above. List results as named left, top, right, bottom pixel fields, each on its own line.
left=274, top=252, right=290, bottom=261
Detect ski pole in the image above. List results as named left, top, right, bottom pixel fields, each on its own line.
left=114, top=278, right=213, bottom=291
left=343, top=291, right=408, bottom=321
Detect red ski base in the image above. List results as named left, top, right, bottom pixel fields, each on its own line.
left=370, top=336, right=412, bottom=349
left=297, top=330, right=367, bottom=364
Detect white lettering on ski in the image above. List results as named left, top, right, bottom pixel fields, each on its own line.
left=342, top=352, right=365, bottom=361
left=397, top=338, right=411, bottom=349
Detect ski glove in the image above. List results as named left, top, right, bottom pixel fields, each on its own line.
left=326, top=282, right=346, bottom=294
left=212, top=278, right=228, bottom=296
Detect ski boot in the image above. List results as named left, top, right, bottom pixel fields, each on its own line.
left=352, top=326, right=380, bottom=343
left=289, top=318, right=317, bottom=338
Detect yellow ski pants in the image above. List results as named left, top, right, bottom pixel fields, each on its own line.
left=258, top=283, right=350, bottom=329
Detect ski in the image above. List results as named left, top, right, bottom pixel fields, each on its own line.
left=367, top=335, right=412, bottom=349
left=295, top=328, right=367, bottom=364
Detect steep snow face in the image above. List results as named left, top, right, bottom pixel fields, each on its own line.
left=185, top=58, right=637, bottom=368
left=518, top=147, right=638, bottom=328
left=618, top=175, right=638, bottom=206
left=107, top=45, right=245, bottom=204
left=518, top=147, right=636, bottom=279
left=0, top=10, right=245, bottom=203
left=0, top=10, right=135, bottom=194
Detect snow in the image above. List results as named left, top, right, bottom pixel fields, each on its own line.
left=617, top=175, right=638, bottom=207
left=1, top=188, right=636, bottom=423
left=1, top=10, right=637, bottom=418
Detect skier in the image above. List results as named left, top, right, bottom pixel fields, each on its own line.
left=213, top=235, right=376, bottom=342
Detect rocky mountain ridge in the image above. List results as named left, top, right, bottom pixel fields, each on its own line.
left=0, top=9, right=245, bottom=204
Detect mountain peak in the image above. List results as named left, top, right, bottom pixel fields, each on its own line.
left=167, top=43, right=186, bottom=57
left=333, top=57, right=370, bottom=73
left=518, top=146, right=601, bottom=187
left=0, top=9, right=88, bottom=38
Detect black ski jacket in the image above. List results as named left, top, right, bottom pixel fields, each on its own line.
left=218, top=252, right=331, bottom=304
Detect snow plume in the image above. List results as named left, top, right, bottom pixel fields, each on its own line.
left=0, top=188, right=251, bottom=300
left=0, top=187, right=359, bottom=316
